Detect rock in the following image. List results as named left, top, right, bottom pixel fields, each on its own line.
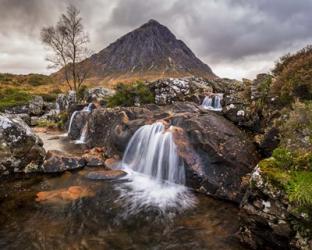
left=7, top=113, right=31, bottom=126
left=4, top=105, right=29, bottom=115
left=84, top=87, right=115, bottom=103
left=42, top=150, right=86, bottom=173
left=82, top=147, right=106, bottom=167
left=28, top=96, right=44, bottom=116
left=104, top=157, right=119, bottom=169
left=67, top=107, right=91, bottom=140
left=36, top=185, right=95, bottom=204
left=85, top=102, right=259, bottom=202
left=258, top=127, right=280, bottom=157
left=239, top=167, right=311, bottom=250
left=56, top=91, right=77, bottom=112
left=85, top=170, right=127, bottom=180
left=0, top=113, right=46, bottom=176
left=149, top=77, right=213, bottom=105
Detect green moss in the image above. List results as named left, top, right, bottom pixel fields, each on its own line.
left=258, top=158, right=292, bottom=189
left=108, top=82, right=154, bottom=107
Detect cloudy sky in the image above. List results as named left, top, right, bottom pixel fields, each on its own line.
left=0, top=0, right=311, bottom=79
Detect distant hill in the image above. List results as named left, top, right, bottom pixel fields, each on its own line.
left=54, top=19, right=217, bottom=86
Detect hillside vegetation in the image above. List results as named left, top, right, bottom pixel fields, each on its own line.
left=0, top=73, right=62, bottom=110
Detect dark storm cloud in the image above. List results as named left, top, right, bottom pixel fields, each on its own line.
left=0, top=0, right=311, bottom=78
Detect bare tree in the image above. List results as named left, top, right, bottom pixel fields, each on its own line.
left=41, top=5, right=90, bottom=92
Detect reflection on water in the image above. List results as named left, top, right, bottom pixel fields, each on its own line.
left=0, top=168, right=245, bottom=250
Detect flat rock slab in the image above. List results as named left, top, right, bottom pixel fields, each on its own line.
left=85, top=170, right=127, bottom=180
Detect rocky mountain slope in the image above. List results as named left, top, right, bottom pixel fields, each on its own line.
left=59, top=19, right=217, bottom=86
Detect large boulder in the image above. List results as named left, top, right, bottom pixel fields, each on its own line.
left=56, top=91, right=77, bottom=112
left=0, top=113, right=46, bottom=176
left=85, top=102, right=259, bottom=202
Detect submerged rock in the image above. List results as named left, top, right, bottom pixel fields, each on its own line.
left=85, top=170, right=127, bottom=180
left=36, top=185, right=95, bottom=204
left=42, top=150, right=86, bottom=173
left=0, top=113, right=46, bottom=176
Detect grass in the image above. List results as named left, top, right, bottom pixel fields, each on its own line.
left=0, top=88, right=32, bottom=111
left=258, top=148, right=312, bottom=207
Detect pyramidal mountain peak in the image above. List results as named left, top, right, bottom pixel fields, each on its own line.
left=58, top=19, right=217, bottom=85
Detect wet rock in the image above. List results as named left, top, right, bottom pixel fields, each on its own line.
left=36, top=185, right=95, bottom=204
left=82, top=147, right=106, bottom=167
left=0, top=113, right=46, bottom=176
left=28, top=96, right=44, bottom=116
left=104, top=157, right=119, bottom=169
left=67, top=108, right=91, bottom=140
left=42, top=150, right=86, bottom=173
left=258, top=127, right=280, bottom=157
left=85, top=170, right=127, bottom=180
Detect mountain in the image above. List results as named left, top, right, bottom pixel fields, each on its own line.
left=56, top=19, right=217, bottom=86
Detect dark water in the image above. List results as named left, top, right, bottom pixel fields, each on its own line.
left=0, top=131, right=246, bottom=250
left=0, top=170, right=245, bottom=250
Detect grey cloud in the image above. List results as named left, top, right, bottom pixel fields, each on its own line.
left=0, top=0, right=311, bottom=78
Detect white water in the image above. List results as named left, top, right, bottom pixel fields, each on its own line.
left=117, top=122, right=196, bottom=217
left=202, top=95, right=223, bottom=111
left=122, top=122, right=185, bottom=185
left=75, top=123, right=88, bottom=144
left=64, top=103, right=93, bottom=138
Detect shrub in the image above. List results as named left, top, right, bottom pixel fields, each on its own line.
left=108, top=82, right=154, bottom=107
left=271, top=45, right=312, bottom=106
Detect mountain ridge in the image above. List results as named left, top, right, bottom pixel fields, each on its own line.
left=55, top=19, right=217, bottom=86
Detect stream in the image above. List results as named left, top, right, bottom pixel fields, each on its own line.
left=0, top=129, right=247, bottom=250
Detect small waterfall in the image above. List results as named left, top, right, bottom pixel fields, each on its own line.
left=64, top=103, right=93, bottom=137
left=202, top=94, right=223, bottom=111
left=75, top=123, right=88, bottom=144
left=117, top=122, right=196, bottom=216
left=122, top=122, right=185, bottom=185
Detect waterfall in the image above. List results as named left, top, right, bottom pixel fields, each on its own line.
left=202, top=94, right=223, bottom=111
left=122, top=122, right=185, bottom=185
left=75, top=123, right=88, bottom=144
left=117, top=122, right=196, bottom=216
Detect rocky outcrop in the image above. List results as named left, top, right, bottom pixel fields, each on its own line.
left=240, top=167, right=312, bottom=250
left=149, top=77, right=213, bottom=105
left=0, top=113, right=46, bottom=176
left=84, top=102, right=259, bottom=202
left=56, top=91, right=77, bottom=112
left=84, top=87, right=115, bottom=103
